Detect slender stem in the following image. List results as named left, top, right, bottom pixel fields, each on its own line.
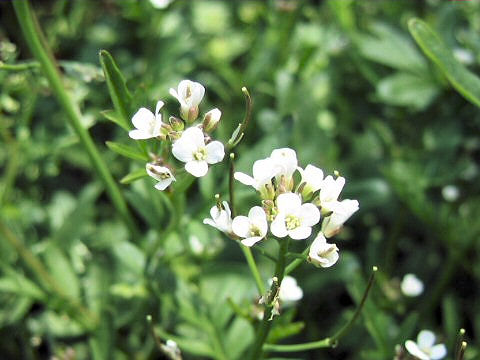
left=456, top=341, right=467, bottom=360
left=284, top=246, right=309, bottom=275
left=146, top=315, right=164, bottom=352
left=0, top=219, right=97, bottom=329
left=241, top=245, right=265, bottom=296
left=263, top=338, right=332, bottom=352
left=454, top=329, right=466, bottom=360
left=229, top=153, right=236, bottom=217
left=240, top=87, right=252, bottom=134
left=248, top=239, right=289, bottom=360
left=263, top=266, right=378, bottom=353
left=0, top=60, right=39, bottom=71
left=12, top=0, right=139, bottom=238
left=331, top=266, right=378, bottom=342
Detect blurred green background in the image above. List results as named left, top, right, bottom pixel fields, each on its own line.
left=1, top=0, right=479, bottom=359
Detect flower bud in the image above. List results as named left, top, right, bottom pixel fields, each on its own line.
left=182, top=106, right=199, bottom=123
left=169, top=116, right=184, bottom=131
left=202, top=108, right=222, bottom=132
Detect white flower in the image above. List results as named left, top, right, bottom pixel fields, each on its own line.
left=298, top=164, right=324, bottom=196
left=129, top=101, right=165, bottom=140
left=318, top=175, right=345, bottom=211
left=401, top=274, right=424, bottom=297
left=278, top=276, right=303, bottom=303
left=234, top=157, right=278, bottom=194
left=270, top=148, right=298, bottom=179
left=271, top=193, right=320, bottom=240
left=172, top=127, right=224, bottom=177
left=150, top=0, right=174, bottom=9
left=203, top=108, right=222, bottom=132
left=232, top=206, right=268, bottom=247
left=405, top=330, right=447, bottom=360
left=441, top=185, right=459, bottom=202
left=203, top=201, right=232, bottom=233
left=169, top=80, right=205, bottom=122
left=308, top=232, right=339, bottom=268
left=321, top=199, right=359, bottom=238
left=146, top=163, right=176, bottom=190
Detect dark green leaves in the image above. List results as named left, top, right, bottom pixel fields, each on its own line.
left=408, top=18, right=480, bottom=108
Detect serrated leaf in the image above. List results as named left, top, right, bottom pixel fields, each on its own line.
left=101, top=110, right=130, bottom=131
left=99, top=50, right=132, bottom=128
left=408, top=18, right=480, bottom=108
left=106, top=141, right=148, bottom=161
left=120, top=168, right=148, bottom=184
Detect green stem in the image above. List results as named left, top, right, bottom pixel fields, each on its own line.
left=248, top=239, right=289, bottom=360
left=12, top=0, right=139, bottom=238
left=241, top=245, right=265, bottom=296
left=284, top=246, right=309, bottom=275
left=263, top=266, right=378, bottom=353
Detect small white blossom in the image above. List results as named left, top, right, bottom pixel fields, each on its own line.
left=401, top=274, right=424, bottom=297
left=203, top=201, right=232, bottom=234
left=270, top=148, right=298, bottom=179
left=278, top=276, right=303, bottom=303
left=318, top=175, right=345, bottom=212
left=129, top=101, right=165, bottom=140
left=441, top=185, right=459, bottom=202
left=234, top=158, right=278, bottom=194
left=146, top=163, right=176, bottom=191
left=169, top=80, right=205, bottom=122
left=271, top=193, right=320, bottom=240
left=298, top=164, right=324, bottom=196
left=172, top=127, right=224, bottom=177
left=150, top=0, right=174, bottom=9
left=321, top=199, right=359, bottom=238
left=203, top=108, right=222, bottom=132
left=308, top=232, right=339, bottom=268
left=405, top=330, right=447, bottom=360
left=232, top=206, right=268, bottom=247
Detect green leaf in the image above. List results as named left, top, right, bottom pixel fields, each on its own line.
left=99, top=50, right=132, bottom=128
left=408, top=18, right=480, bottom=108
left=43, top=245, right=81, bottom=299
left=376, top=72, right=439, bottom=110
left=120, top=168, right=148, bottom=184
left=101, top=109, right=130, bottom=132
left=224, top=317, right=254, bottom=359
left=106, top=141, right=148, bottom=161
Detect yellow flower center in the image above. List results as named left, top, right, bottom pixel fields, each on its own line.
left=249, top=225, right=262, bottom=237
left=194, top=147, right=207, bottom=161
left=285, top=215, right=300, bottom=230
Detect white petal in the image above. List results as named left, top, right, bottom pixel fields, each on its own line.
left=169, top=87, right=184, bottom=106
left=249, top=206, right=268, bottom=235
left=320, top=176, right=345, bottom=204
left=289, top=226, right=311, bottom=240
left=234, top=172, right=257, bottom=187
left=185, top=160, right=208, bottom=177
left=190, top=83, right=205, bottom=106
left=154, top=178, right=174, bottom=191
left=299, top=203, right=320, bottom=227
left=417, top=330, right=436, bottom=349
left=241, top=236, right=263, bottom=247
left=301, top=164, right=324, bottom=191
left=155, top=100, right=164, bottom=116
left=172, top=141, right=194, bottom=162
left=405, top=340, right=429, bottom=360
left=132, top=108, right=154, bottom=130
left=279, top=276, right=303, bottom=302
left=276, top=193, right=301, bottom=214
left=270, top=214, right=288, bottom=238
left=129, top=129, right=152, bottom=140
left=430, top=344, right=447, bottom=359
left=252, top=158, right=278, bottom=185
left=232, top=216, right=251, bottom=238
left=270, top=148, right=298, bottom=177
left=181, top=126, right=205, bottom=148
left=203, top=218, right=218, bottom=229
left=205, top=141, right=225, bottom=164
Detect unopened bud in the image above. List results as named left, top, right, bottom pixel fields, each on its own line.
left=181, top=106, right=199, bottom=123
left=169, top=116, right=184, bottom=131
left=203, top=108, right=222, bottom=132
left=168, top=130, right=182, bottom=141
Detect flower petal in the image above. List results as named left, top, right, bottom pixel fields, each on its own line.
left=155, top=100, right=164, bottom=116
left=181, top=126, right=205, bottom=148
left=405, top=340, right=429, bottom=360
left=132, top=108, right=154, bottom=130
left=299, top=203, right=320, bottom=227
left=185, top=160, right=208, bottom=177
left=232, top=216, right=251, bottom=238
left=206, top=141, right=225, bottom=164
left=154, top=178, right=174, bottom=191
left=241, top=236, right=263, bottom=247
left=276, top=193, right=302, bottom=214
left=417, top=330, right=436, bottom=349
left=270, top=214, right=288, bottom=238
left=129, top=129, right=151, bottom=140
left=430, top=344, right=447, bottom=360
left=288, top=226, right=311, bottom=240
left=234, top=172, right=256, bottom=187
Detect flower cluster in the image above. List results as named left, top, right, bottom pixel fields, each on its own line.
left=129, top=80, right=225, bottom=189
left=204, top=148, right=359, bottom=268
